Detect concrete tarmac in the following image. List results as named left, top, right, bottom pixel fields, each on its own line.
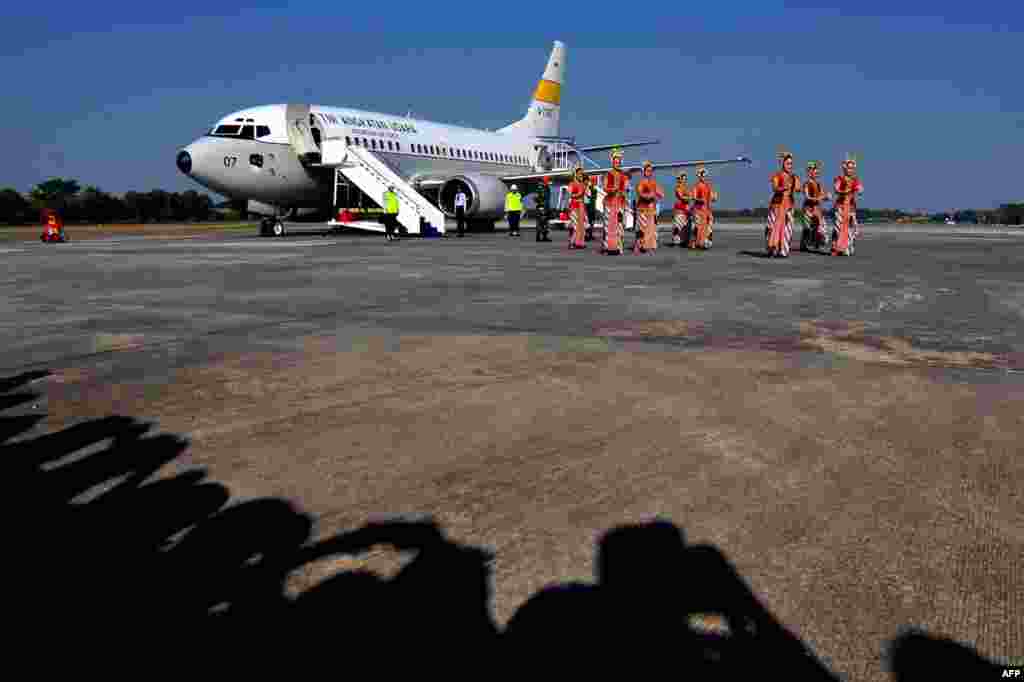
left=2, top=222, right=1022, bottom=677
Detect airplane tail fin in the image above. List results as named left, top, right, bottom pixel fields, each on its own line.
left=498, top=41, right=565, bottom=138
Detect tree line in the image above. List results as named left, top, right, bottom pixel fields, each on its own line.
left=4, top=177, right=1022, bottom=226
left=0, top=178, right=231, bottom=226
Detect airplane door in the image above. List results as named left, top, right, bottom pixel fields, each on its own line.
left=285, top=103, right=320, bottom=162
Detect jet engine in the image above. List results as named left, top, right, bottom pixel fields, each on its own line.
left=438, top=174, right=510, bottom=219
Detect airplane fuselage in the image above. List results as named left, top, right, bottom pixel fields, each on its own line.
left=177, top=103, right=546, bottom=217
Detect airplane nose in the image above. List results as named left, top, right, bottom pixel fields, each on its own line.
left=176, top=149, right=192, bottom=175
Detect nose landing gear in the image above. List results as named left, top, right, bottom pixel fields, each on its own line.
left=260, top=218, right=286, bottom=237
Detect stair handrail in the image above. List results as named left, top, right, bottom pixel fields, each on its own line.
left=353, top=148, right=423, bottom=216
left=347, top=145, right=444, bottom=227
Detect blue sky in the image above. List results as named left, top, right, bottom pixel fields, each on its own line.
left=2, top=2, right=1021, bottom=210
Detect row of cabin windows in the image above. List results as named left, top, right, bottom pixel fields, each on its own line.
left=207, top=125, right=525, bottom=166
left=343, top=136, right=527, bottom=166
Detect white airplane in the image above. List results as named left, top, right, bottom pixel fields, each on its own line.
left=176, top=40, right=751, bottom=236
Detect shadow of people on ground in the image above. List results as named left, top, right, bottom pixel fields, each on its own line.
left=885, top=629, right=1006, bottom=681
left=289, top=519, right=498, bottom=649
left=504, top=520, right=839, bottom=677
left=1, top=370, right=1012, bottom=675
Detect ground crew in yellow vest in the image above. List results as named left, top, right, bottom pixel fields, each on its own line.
left=383, top=186, right=400, bottom=241
left=505, top=184, right=523, bottom=237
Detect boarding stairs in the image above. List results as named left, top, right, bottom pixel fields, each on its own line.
left=320, top=139, right=445, bottom=235
left=548, top=141, right=579, bottom=174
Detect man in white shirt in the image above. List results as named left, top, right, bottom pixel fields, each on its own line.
left=454, top=189, right=468, bottom=237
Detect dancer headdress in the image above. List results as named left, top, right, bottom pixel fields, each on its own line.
left=806, top=160, right=820, bottom=171
left=610, top=147, right=624, bottom=163
left=843, top=152, right=858, bottom=169
left=696, top=165, right=706, bottom=177
left=777, top=146, right=794, bottom=163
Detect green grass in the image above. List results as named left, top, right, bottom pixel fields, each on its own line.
left=0, top=221, right=258, bottom=231
left=0, top=221, right=260, bottom=241
left=209, top=222, right=260, bottom=230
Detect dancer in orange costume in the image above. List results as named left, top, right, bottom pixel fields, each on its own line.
left=831, top=154, right=863, bottom=256
left=567, top=166, right=589, bottom=250
left=765, top=149, right=801, bottom=257
left=632, top=161, right=664, bottom=253
left=40, top=208, right=66, bottom=243
left=688, top=166, right=717, bottom=249
left=671, top=172, right=690, bottom=247
left=799, top=160, right=831, bottom=251
left=602, top=148, right=630, bottom=255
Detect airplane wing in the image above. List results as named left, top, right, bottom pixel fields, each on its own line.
left=500, top=156, right=753, bottom=184
left=576, top=140, right=660, bottom=153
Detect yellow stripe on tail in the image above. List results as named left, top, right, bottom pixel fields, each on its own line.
left=533, top=79, right=561, bottom=105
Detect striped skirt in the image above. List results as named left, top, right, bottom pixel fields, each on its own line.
left=603, top=198, right=624, bottom=253
left=765, top=204, right=793, bottom=256
left=568, top=201, right=586, bottom=248
left=690, top=207, right=713, bottom=249
left=672, top=209, right=689, bottom=245
left=636, top=206, right=658, bottom=251
left=832, top=204, right=855, bottom=256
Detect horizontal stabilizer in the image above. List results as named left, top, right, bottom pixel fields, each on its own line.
left=576, top=140, right=660, bottom=153
left=501, top=156, right=753, bottom=184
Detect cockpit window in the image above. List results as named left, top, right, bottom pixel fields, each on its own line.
left=210, top=123, right=270, bottom=139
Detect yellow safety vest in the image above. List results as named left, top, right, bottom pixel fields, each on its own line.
left=384, top=191, right=399, bottom=214
left=505, top=192, right=522, bottom=212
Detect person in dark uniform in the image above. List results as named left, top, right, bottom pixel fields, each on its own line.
left=585, top=181, right=598, bottom=241
left=534, top=177, right=553, bottom=242
left=454, top=187, right=468, bottom=237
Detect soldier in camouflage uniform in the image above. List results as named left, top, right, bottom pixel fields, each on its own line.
left=534, top=176, right=553, bottom=242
